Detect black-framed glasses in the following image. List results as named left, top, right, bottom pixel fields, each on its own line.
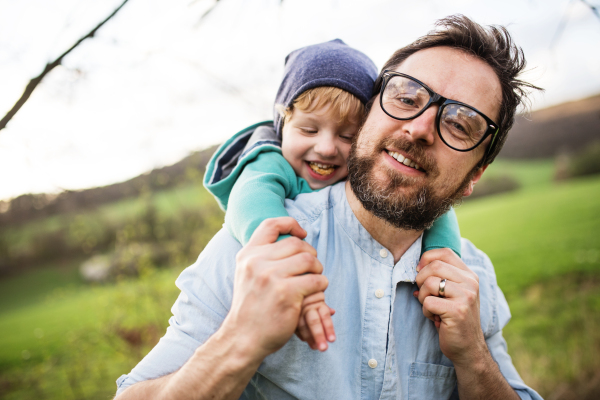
left=379, top=70, right=500, bottom=156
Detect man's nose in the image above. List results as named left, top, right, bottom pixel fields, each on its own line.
left=314, top=134, right=338, bottom=158
left=403, top=106, right=437, bottom=146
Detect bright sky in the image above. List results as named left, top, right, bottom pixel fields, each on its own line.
left=0, top=0, right=599, bottom=201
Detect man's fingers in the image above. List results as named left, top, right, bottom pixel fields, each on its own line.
left=271, top=252, right=324, bottom=277
left=247, top=217, right=307, bottom=247
left=417, top=249, right=479, bottom=282
left=418, top=248, right=460, bottom=269
left=415, top=260, right=475, bottom=288
left=269, top=236, right=318, bottom=260
left=422, top=295, right=449, bottom=320
left=288, top=271, right=329, bottom=296
left=305, top=309, right=327, bottom=351
left=417, top=276, right=458, bottom=304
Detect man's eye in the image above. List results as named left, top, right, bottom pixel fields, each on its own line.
left=400, top=97, right=417, bottom=106
left=451, top=121, right=466, bottom=133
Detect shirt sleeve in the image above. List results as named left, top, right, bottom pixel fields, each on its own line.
left=462, top=239, right=543, bottom=399
left=486, top=330, right=544, bottom=400
left=485, top=274, right=543, bottom=399
left=421, top=207, right=461, bottom=257
left=225, top=151, right=312, bottom=245
left=115, top=229, right=240, bottom=396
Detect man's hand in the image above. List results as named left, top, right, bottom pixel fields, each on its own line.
left=414, top=248, right=520, bottom=400
left=295, top=292, right=336, bottom=351
left=116, top=217, right=330, bottom=400
left=222, top=217, right=330, bottom=360
left=414, top=248, right=485, bottom=366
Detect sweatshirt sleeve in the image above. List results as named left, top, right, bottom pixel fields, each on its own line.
left=421, top=207, right=462, bottom=258
left=225, top=151, right=312, bottom=245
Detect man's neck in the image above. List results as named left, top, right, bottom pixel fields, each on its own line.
left=345, top=181, right=423, bottom=264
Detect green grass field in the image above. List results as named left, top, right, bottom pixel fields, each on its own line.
left=0, top=160, right=598, bottom=399
left=457, top=161, right=600, bottom=397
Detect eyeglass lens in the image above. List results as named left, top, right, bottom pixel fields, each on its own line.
left=382, top=75, right=488, bottom=150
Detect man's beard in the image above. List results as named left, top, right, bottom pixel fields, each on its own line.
left=347, top=128, right=478, bottom=232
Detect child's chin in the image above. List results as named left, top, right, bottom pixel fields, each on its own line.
left=306, top=175, right=347, bottom=190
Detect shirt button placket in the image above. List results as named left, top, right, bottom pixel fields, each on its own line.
left=360, top=250, right=393, bottom=398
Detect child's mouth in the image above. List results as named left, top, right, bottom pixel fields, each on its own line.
left=308, top=161, right=337, bottom=176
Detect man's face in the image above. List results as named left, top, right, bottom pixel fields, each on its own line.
left=348, top=46, right=502, bottom=231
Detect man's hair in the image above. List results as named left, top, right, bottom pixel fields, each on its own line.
left=277, top=86, right=364, bottom=128
left=370, top=15, right=541, bottom=165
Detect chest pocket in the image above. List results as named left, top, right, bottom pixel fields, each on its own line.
left=408, top=362, right=457, bottom=400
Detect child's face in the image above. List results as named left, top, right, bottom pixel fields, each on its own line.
left=281, top=103, right=359, bottom=190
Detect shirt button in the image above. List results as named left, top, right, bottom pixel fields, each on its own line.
left=375, top=289, right=384, bottom=298
left=379, top=249, right=388, bottom=258
left=368, top=359, right=378, bottom=368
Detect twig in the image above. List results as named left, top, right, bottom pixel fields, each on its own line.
left=550, top=0, right=574, bottom=50
left=194, top=0, right=220, bottom=27
left=0, top=0, right=131, bottom=132
left=580, top=0, right=600, bottom=20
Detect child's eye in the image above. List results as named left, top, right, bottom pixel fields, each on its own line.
left=300, top=128, right=318, bottom=134
left=340, top=135, right=354, bottom=142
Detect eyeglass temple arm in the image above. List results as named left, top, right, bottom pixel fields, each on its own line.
left=483, top=128, right=499, bottom=163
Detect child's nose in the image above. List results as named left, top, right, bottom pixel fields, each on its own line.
left=314, top=137, right=338, bottom=158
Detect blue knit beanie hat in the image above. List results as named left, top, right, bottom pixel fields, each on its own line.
left=273, top=39, right=378, bottom=138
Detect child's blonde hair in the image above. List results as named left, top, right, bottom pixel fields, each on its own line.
left=276, top=86, right=364, bottom=128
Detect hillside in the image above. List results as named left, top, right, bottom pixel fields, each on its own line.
left=0, top=145, right=218, bottom=227
left=499, top=94, right=600, bottom=159
left=1, top=93, right=598, bottom=227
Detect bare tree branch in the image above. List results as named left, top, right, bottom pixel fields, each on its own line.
left=194, top=0, right=220, bottom=27
left=550, top=0, right=574, bottom=50
left=580, top=0, right=600, bottom=20
left=0, top=0, right=131, bottom=132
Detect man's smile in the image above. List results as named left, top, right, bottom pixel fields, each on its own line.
left=385, top=150, right=424, bottom=172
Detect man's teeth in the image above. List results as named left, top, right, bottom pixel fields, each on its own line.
left=309, top=162, right=336, bottom=175
left=387, top=151, right=422, bottom=171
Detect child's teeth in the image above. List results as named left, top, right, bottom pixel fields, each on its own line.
left=309, top=162, right=335, bottom=176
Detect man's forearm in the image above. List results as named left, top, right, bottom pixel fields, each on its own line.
left=115, top=327, right=263, bottom=400
left=455, top=348, right=520, bottom=400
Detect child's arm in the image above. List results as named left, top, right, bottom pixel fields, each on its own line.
left=421, top=207, right=462, bottom=257
left=225, top=151, right=311, bottom=245
left=227, top=152, right=337, bottom=350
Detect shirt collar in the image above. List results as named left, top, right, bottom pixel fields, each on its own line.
left=331, top=182, right=422, bottom=284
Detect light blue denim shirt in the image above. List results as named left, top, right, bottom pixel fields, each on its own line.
left=116, top=182, right=542, bottom=400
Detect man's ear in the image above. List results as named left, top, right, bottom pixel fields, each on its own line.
left=463, top=164, right=488, bottom=197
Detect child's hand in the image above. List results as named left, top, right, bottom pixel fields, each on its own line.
left=295, top=291, right=336, bottom=351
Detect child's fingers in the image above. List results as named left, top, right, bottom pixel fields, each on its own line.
left=305, top=308, right=328, bottom=351
left=295, top=316, right=316, bottom=347
left=302, top=291, right=325, bottom=307
left=318, top=305, right=336, bottom=342
left=295, top=318, right=308, bottom=342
